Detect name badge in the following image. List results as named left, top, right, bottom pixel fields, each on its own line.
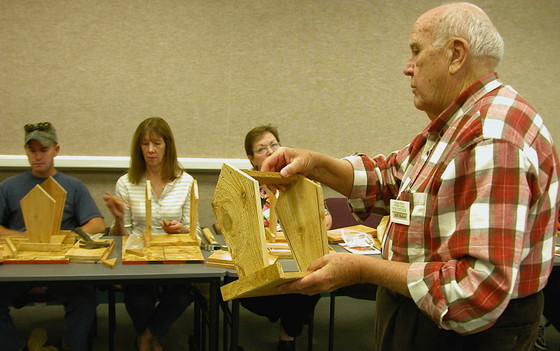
left=390, top=199, right=410, bottom=225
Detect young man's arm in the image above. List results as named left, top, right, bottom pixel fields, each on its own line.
left=0, top=224, right=25, bottom=236
left=80, top=217, right=106, bottom=234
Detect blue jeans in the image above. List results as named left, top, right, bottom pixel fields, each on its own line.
left=0, top=284, right=97, bottom=351
left=123, top=283, right=193, bottom=340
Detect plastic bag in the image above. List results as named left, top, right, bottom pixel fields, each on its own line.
left=124, top=234, right=144, bottom=250
left=341, top=229, right=376, bottom=249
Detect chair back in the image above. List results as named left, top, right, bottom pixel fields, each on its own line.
left=324, top=198, right=381, bottom=229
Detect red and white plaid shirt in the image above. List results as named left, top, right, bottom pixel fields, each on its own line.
left=345, top=73, right=560, bottom=334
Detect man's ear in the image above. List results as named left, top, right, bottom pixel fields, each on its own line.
left=54, top=143, right=60, bottom=156
left=448, top=38, right=468, bottom=74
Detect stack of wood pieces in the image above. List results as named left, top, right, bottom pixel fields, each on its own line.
left=0, top=233, right=75, bottom=264
left=121, top=234, right=204, bottom=264
left=65, top=239, right=115, bottom=263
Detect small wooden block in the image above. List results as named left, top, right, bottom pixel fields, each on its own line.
left=101, top=257, right=117, bottom=268
left=125, top=248, right=145, bottom=257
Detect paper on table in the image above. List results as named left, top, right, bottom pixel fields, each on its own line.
left=339, top=229, right=380, bottom=255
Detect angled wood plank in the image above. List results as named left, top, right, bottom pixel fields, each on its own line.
left=40, top=176, right=67, bottom=236
left=189, top=179, right=199, bottom=235
left=243, top=170, right=298, bottom=185
left=212, top=163, right=268, bottom=278
left=20, top=185, right=56, bottom=243
left=5, top=238, right=17, bottom=258
left=276, top=176, right=330, bottom=271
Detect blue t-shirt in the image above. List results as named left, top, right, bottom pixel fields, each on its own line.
left=0, top=171, right=102, bottom=231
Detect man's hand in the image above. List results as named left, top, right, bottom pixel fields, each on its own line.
left=261, top=147, right=315, bottom=178
left=162, top=219, right=184, bottom=234
left=278, top=253, right=364, bottom=295
left=261, top=147, right=355, bottom=196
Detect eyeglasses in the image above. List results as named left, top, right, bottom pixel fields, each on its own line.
left=24, top=122, right=52, bottom=133
left=254, top=142, right=280, bottom=155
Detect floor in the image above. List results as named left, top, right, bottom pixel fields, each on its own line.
left=9, top=292, right=560, bottom=351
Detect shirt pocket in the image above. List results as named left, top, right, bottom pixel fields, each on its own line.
left=388, top=191, right=433, bottom=262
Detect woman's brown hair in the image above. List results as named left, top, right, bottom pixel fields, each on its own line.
left=128, top=117, right=182, bottom=184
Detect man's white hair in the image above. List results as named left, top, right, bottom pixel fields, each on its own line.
left=433, top=3, right=504, bottom=67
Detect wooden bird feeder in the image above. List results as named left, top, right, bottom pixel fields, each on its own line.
left=212, top=163, right=330, bottom=301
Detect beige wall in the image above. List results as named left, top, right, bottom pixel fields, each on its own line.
left=1, top=0, right=559, bottom=228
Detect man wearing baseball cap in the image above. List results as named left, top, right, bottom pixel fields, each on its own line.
left=0, top=122, right=105, bottom=351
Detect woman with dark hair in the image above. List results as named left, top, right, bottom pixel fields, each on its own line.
left=240, top=125, right=331, bottom=351
left=104, top=117, right=199, bottom=351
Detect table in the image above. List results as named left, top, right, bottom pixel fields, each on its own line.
left=0, top=236, right=227, bottom=351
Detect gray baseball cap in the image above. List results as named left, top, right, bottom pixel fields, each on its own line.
left=24, top=122, right=58, bottom=146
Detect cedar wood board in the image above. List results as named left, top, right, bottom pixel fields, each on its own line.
left=20, top=185, right=56, bottom=243
left=40, top=177, right=67, bottom=240
left=19, top=176, right=67, bottom=243
left=212, top=164, right=269, bottom=279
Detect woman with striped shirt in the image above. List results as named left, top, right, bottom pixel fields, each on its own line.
left=104, top=117, right=198, bottom=351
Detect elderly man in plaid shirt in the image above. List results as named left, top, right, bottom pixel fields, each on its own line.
left=262, top=3, right=560, bottom=351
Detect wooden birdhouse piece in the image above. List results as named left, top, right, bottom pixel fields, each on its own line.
left=19, top=176, right=68, bottom=251
left=212, top=163, right=329, bottom=301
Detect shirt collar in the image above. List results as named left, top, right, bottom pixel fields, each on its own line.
left=425, top=72, right=503, bottom=138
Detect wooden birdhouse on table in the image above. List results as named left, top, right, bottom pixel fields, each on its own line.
left=212, top=163, right=330, bottom=301
left=18, top=176, right=69, bottom=251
